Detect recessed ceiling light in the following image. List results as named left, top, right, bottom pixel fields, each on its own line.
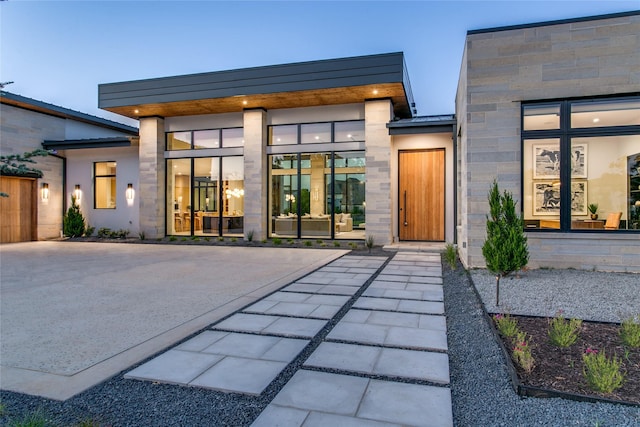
left=242, top=100, right=248, bottom=105
left=373, top=89, right=379, bottom=95
left=593, top=117, right=600, bottom=123
left=134, top=109, right=139, bottom=114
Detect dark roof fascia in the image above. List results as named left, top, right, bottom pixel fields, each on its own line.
left=387, top=115, right=455, bottom=135
left=1, top=91, right=138, bottom=135
left=468, top=10, right=640, bottom=35
left=42, top=137, right=133, bottom=150
left=99, top=52, right=412, bottom=112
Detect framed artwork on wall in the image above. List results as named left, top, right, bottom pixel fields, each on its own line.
left=533, top=181, right=587, bottom=216
left=532, top=143, right=588, bottom=179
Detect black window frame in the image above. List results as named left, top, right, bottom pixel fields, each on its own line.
left=93, top=161, right=117, bottom=210
left=521, top=94, right=640, bottom=233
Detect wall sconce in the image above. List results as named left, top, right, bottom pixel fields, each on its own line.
left=41, top=183, right=49, bottom=201
left=126, top=183, right=135, bottom=201
left=74, top=184, right=81, bottom=202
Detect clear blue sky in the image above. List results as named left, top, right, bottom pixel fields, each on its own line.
left=1, top=1, right=638, bottom=127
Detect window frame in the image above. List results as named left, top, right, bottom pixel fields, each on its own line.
left=521, top=94, right=640, bottom=233
left=93, top=161, right=117, bottom=209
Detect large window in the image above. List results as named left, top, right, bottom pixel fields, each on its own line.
left=94, top=161, right=116, bottom=209
left=167, top=157, right=244, bottom=237
left=522, top=96, right=640, bottom=232
left=269, top=151, right=365, bottom=239
left=268, top=120, right=365, bottom=239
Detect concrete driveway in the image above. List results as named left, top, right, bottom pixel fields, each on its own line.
left=0, top=241, right=347, bottom=400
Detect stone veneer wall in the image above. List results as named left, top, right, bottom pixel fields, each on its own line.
left=138, top=117, right=165, bottom=238
left=457, top=13, right=640, bottom=272
left=1, top=104, right=67, bottom=239
left=243, top=109, right=267, bottom=240
left=365, top=99, right=394, bottom=245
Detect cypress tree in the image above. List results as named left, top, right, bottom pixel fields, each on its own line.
left=63, top=195, right=86, bottom=237
left=482, top=179, right=529, bottom=306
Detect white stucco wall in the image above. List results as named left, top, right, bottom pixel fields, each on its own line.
left=65, top=145, right=140, bottom=235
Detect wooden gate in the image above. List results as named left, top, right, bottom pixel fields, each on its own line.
left=0, top=176, right=37, bottom=243
left=398, top=149, right=445, bottom=241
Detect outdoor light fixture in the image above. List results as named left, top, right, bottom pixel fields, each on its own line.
left=126, top=183, right=135, bottom=201
left=41, top=183, right=49, bottom=201
left=74, top=184, right=81, bottom=202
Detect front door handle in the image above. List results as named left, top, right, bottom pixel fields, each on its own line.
left=403, top=190, right=408, bottom=226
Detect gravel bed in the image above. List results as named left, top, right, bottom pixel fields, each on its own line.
left=470, top=268, right=640, bottom=322
left=444, top=262, right=640, bottom=426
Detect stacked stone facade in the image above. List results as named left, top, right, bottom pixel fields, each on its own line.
left=457, top=13, right=640, bottom=272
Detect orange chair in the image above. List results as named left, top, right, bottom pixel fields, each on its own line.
left=604, top=212, right=622, bottom=230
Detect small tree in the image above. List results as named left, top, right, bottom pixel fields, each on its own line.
left=482, top=179, right=529, bottom=306
left=63, top=195, right=86, bottom=237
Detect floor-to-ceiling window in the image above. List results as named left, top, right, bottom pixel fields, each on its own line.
left=268, top=120, right=365, bottom=239
left=166, top=127, right=244, bottom=237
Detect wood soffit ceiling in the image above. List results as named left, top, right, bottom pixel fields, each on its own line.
left=103, top=83, right=410, bottom=120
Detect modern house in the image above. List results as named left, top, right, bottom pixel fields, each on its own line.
left=2, top=10, right=638, bottom=272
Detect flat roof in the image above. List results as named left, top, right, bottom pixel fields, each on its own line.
left=99, top=52, right=415, bottom=119
left=1, top=91, right=138, bottom=135
left=387, top=114, right=455, bottom=135
left=468, top=10, right=640, bottom=35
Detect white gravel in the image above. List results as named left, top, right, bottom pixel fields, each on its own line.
left=470, top=268, right=640, bottom=322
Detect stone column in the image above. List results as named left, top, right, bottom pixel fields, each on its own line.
left=365, top=99, right=393, bottom=245
left=243, top=108, right=267, bottom=241
left=138, top=117, right=165, bottom=238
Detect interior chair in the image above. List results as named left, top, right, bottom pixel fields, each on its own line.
left=604, top=212, right=622, bottom=230
left=174, top=213, right=183, bottom=232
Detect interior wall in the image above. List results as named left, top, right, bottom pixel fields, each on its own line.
left=391, top=132, right=455, bottom=243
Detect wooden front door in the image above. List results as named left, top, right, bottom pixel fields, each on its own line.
left=399, top=149, right=445, bottom=241
left=0, top=176, right=37, bottom=243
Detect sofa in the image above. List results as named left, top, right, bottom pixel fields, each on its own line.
left=334, top=213, right=353, bottom=232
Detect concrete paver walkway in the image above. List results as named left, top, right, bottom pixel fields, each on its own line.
left=127, top=251, right=452, bottom=426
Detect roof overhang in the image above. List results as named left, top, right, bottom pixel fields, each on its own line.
left=99, top=53, right=415, bottom=120
left=387, top=115, right=456, bottom=135
left=42, top=137, right=135, bottom=150
left=1, top=91, right=138, bottom=135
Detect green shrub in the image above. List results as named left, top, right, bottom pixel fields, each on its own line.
left=444, top=243, right=457, bottom=270
left=273, top=238, right=282, bottom=245
left=493, top=313, right=519, bottom=338
left=304, top=240, right=312, bottom=247
left=620, top=315, right=640, bottom=348
left=512, top=331, right=535, bottom=373
left=548, top=313, right=582, bottom=347
left=169, top=236, right=177, bottom=241
left=63, top=196, right=85, bottom=237
left=583, top=348, right=624, bottom=394
left=334, top=241, right=341, bottom=247
left=84, top=226, right=95, bottom=237
left=246, top=230, right=254, bottom=241
left=365, top=235, right=375, bottom=253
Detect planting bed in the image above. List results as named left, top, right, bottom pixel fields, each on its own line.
left=494, top=315, right=640, bottom=406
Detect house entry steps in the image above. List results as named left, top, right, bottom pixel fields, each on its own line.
left=126, top=252, right=452, bottom=426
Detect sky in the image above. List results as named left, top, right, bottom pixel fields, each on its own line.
left=1, top=1, right=638, bottom=127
